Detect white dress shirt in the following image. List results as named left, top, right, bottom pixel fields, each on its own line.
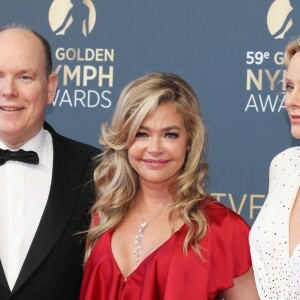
left=0, top=128, right=53, bottom=290
left=250, top=147, right=300, bottom=299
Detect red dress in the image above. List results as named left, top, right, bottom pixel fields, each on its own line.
left=79, top=199, right=251, bottom=300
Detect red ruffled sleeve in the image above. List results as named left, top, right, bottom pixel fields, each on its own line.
left=164, top=198, right=251, bottom=300
left=205, top=200, right=251, bottom=292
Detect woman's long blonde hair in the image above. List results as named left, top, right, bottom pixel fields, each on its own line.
left=84, top=72, right=209, bottom=264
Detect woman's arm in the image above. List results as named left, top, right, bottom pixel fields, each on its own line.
left=223, top=267, right=259, bottom=300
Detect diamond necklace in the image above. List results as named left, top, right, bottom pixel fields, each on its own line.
left=134, top=202, right=171, bottom=263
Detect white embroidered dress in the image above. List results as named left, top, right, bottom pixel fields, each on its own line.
left=250, top=147, right=300, bottom=299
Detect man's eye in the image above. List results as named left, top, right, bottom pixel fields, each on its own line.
left=19, top=75, right=33, bottom=82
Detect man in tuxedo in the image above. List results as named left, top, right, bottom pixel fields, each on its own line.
left=0, top=25, right=99, bottom=299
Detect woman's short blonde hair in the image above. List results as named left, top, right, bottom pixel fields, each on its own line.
left=284, top=37, right=300, bottom=68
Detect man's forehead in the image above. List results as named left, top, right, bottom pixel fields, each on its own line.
left=0, top=29, right=46, bottom=74
left=0, top=28, right=41, bottom=48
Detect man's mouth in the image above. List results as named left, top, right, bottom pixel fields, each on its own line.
left=0, top=106, right=24, bottom=111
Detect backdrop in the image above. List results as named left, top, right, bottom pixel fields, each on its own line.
left=2, top=0, right=299, bottom=226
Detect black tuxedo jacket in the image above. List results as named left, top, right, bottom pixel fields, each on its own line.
left=0, top=123, right=99, bottom=300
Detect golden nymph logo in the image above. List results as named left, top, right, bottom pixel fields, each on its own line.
left=48, top=0, right=112, bottom=109
left=49, top=0, right=96, bottom=37
left=267, top=0, right=300, bottom=39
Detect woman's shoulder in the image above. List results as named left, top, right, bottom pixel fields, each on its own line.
left=198, top=197, right=250, bottom=256
left=269, top=147, right=300, bottom=181
left=200, top=196, right=250, bottom=230
left=271, top=146, right=300, bottom=166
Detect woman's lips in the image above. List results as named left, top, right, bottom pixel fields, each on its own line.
left=142, top=159, right=169, bottom=168
left=289, top=114, right=300, bottom=122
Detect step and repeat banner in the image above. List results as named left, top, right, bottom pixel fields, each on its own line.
left=2, top=0, right=299, bottom=226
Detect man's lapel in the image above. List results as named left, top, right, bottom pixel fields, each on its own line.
left=12, top=124, right=82, bottom=293
left=0, top=260, right=10, bottom=293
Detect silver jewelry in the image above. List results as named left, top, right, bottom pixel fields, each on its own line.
left=134, top=202, right=171, bottom=263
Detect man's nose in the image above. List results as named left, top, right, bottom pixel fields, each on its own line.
left=0, top=77, right=18, bottom=98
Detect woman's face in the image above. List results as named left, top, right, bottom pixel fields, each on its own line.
left=128, top=102, right=189, bottom=187
left=285, top=51, right=300, bottom=139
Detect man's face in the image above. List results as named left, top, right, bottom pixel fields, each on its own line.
left=0, top=28, right=58, bottom=149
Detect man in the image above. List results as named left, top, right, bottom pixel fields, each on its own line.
left=0, top=25, right=99, bottom=299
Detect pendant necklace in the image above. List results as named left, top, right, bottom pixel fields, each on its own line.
left=134, top=202, right=171, bottom=263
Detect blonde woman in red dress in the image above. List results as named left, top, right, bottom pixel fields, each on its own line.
left=80, top=72, right=259, bottom=300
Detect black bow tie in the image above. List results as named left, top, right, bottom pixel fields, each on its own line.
left=0, top=149, right=39, bottom=166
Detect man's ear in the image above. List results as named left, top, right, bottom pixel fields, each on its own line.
left=47, top=72, right=59, bottom=105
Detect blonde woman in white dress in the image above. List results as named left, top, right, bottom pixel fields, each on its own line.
left=250, top=38, right=300, bottom=299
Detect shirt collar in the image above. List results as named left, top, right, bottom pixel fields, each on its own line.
left=0, top=128, right=53, bottom=167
